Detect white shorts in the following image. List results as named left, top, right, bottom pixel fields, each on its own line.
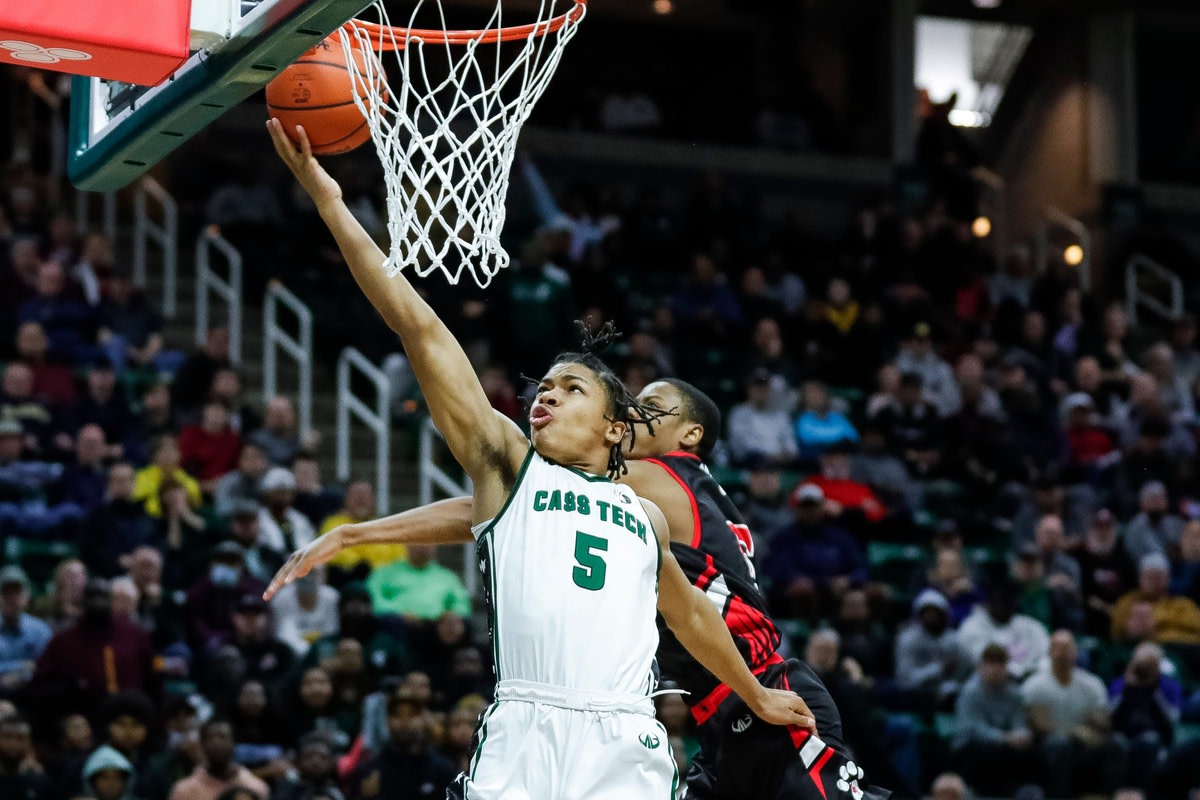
left=448, top=679, right=679, bottom=800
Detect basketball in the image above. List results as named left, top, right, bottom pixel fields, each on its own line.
left=265, top=35, right=385, bottom=156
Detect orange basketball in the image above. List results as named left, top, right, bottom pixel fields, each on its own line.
left=266, top=35, right=386, bottom=156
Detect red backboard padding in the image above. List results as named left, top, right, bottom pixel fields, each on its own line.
left=0, top=0, right=191, bottom=86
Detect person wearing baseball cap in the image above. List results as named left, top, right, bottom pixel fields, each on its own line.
left=725, top=367, right=799, bottom=468
left=230, top=593, right=294, bottom=688
left=766, top=482, right=868, bottom=621
left=895, top=320, right=959, bottom=417
left=0, top=565, right=52, bottom=690
left=895, top=589, right=965, bottom=703
left=258, top=467, right=316, bottom=555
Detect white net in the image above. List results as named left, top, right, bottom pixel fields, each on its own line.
left=338, top=0, right=586, bottom=287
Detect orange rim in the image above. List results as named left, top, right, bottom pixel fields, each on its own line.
left=346, top=0, right=586, bottom=50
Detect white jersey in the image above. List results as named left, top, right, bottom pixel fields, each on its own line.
left=472, top=449, right=662, bottom=696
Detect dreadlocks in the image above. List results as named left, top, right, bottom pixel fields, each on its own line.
left=539, top=320, right=676, bottom=479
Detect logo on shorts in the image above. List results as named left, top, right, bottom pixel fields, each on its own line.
left=837, top=761, right=865, bottom=799
left=731, top=715, right=753, bottom=734
left=638, top=732, right=660, bottom=749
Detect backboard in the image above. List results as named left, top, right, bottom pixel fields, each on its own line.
left=67, top=0, right=371, bottom=191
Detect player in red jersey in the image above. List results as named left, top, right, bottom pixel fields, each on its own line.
left=267, top=377, right=888, bottom=800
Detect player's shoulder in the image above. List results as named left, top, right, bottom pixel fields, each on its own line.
left=637, top=496, right=670, bottom=543
left=621, top=458, right=689, bottom=500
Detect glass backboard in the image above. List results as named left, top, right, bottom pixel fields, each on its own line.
left=68, top=0, right=371, bottom=191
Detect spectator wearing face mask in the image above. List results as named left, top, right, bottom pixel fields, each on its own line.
left=184, top=543, right=267, bottom=653
left=140, top=698, right=204, bottom=800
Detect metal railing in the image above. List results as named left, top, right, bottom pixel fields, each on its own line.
left=132, top=177, right=179, bottom=318
left=263, top=281, right=314, bottom=438
left=1126, top=254, right=1184, bottom=326
left=419, top=416, right=475, bottom=595
left=74, top=190, right=118, bottom=241
left=194, top=226, right=243, bottom=366
left=1035, top=206, right=1092, bottom=291
left=336, top=348, right=390, bottom=518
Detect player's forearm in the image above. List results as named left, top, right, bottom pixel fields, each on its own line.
left=314, top=198, right=508, bottom=474
left=341, top=497, right=475, bottom=547
left=315, top=198, right=436, bottom=338
left=668, top=587, right=768, bottom=711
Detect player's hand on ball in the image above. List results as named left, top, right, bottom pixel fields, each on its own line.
left=266, top=118, right=343, bottom=207
left=263, top=526, right=348, bottom=600
left=752, top=688, right=818, bottom=733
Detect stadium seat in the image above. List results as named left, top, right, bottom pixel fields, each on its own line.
left=1176, top=722, right=1200, bottom=744
left=867, top=542, right=926, bottom=595
left=933, top=712, right=956, bottom=741
left=3, top=537, right=79, bottom=587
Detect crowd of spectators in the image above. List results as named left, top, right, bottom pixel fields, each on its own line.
left=5, top=52, right=1200, bottom=800
left=0, top=66, right=482, bottom=799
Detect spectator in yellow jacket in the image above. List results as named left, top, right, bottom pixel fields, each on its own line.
left=133, top=435, right=202, bottom=517
left=1111, top=553, right=1200, bottom=645
left=318, top=480, right=406, bottom=582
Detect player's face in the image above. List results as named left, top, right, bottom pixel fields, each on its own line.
left=530, top=363, right=624, bottom=466
left=626, top=381, right=692, bottom=459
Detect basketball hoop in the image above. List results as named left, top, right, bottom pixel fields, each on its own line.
left=338, top=0, right=587, bottom=288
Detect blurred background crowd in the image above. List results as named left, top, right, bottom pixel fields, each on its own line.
left=5, top=1, right=1200, bottom=799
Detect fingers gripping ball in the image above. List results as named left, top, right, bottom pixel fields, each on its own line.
left=266, top=35, right=387, bottom=155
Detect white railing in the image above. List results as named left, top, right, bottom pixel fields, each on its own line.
left=1126, top=254, right=1184, bottom=326
left=133, top=177, right=179, bottom=318
left=74, top=190, right=118, bottom=242
left=1035, top=206, right=1092, bottom=291
left=336, top=347, right=390, bottom=517
left=194, top=226, right=243, bottom=366
left=263, top=281, right=314, bottom=438
left=419, top=416, right=475, bottom=595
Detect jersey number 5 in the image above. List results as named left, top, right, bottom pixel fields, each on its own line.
left=572, top=532, right=608, bottom=591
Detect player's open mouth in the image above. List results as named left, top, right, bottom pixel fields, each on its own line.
left=529, top=405, right=553, bottom=429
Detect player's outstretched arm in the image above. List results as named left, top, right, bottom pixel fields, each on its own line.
left=263, top=496, right=475, bottom=600
left=267, top=120, right=525, bottom=491
left=647, top=501, right=817, bottom=732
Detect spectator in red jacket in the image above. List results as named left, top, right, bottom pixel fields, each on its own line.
left=805, top=439, right=887, bottom=527
left=33, top=578, right=162, bottom=720
left=1062, top=393, right=1117, bottom=484
left=14, top=320, right=76, bottom=406
left=178, top=402, right=242, bottom=492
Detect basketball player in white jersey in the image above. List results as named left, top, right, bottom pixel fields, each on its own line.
left=266, top=119, right=814, bottom=800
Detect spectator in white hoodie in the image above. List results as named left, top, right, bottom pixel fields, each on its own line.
left=958, top=582, right=1050, bottom=680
